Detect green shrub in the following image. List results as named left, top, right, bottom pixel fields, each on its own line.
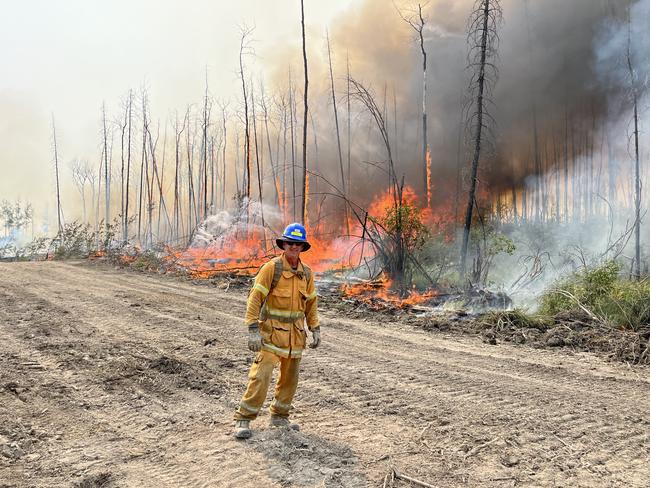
left=540, top=261, right=650, bottom=330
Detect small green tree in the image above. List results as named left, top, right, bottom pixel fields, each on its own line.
left=368, top=197, right=431, bottom=293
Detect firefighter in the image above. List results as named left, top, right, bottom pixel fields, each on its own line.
left=233, top=223, right=320, bottom=439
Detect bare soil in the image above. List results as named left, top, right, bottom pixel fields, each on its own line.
left=1, top=261, right=649, bottom=487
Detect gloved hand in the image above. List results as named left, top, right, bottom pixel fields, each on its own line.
left=309, top=328, right=321, bottom=349
left=248, top=323, right=262, bottom=352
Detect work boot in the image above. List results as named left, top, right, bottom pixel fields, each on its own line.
left=270, top=416, right=300, bottom=431
left=233, top=420, right=252, bottom=439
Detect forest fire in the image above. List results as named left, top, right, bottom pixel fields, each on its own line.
left=167, top=227, right=366, bottom=279
left=341, top=277, right=438, bottom=309
left=163, top=184, right=449, bottom=308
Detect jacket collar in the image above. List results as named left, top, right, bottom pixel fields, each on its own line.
left=281, top=253, right=304, bottom=273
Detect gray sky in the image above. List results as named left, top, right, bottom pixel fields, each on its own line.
left=0, top=0, right=360, bottom=216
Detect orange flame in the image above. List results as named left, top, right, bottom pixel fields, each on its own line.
left=157, top=183, right=453, bottom=308
left=342, top=277, right=438, bottom=309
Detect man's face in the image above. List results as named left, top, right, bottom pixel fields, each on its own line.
left=283, top=241, right=304, bottom=260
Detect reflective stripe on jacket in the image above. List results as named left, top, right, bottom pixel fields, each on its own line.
left=245, top=253, right=319, bottom=358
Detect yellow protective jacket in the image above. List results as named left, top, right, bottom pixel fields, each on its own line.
left=245, top=253, right=318, bottom=358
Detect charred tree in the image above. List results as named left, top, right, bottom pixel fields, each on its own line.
left=300, top=0, right=309, bottom=224
left=260, top=82, right=282, bottom=209
left=627, top=15, right=642, bottom=279
left=51, top=115, right=64, bottom=237
left=326, top=30, right=349, bottom=234
left=173, top=111, right=187, bottom=242
left=124, top=90, right=133, bottom=242
left=220, top=103, right=228, bottom=210
left=346, top=52, right=352, bottom=222
left=396, top=2, right=429, bottom=207
left=289, top=70, right=297, bottom=220
left=202, top=72, right=211, bottom=220
left=459, top=0, right=502, bottom=280
left=250, top=85, right=265, bottom=231
left=238, top=26, right=254, bottom=224
left=101, top=102, right=111, bottom=237
left=120, top=99, right=127, bottom=239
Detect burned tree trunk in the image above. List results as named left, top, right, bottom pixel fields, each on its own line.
left=51, top=115, right=64, bottom=237
left=102, top=102, right=111, bottom=237
left=250, top=85, right=265, bottom=231
left=396, top=2, right=429, bottom=208
left=202, top=73, right=211, bottom=220
left=260, top=82, right=282, bottom=209
left=326, top=30, right=348, bottom=234
left=239, top=26, right=254, bottom=224
left=627, top=16, right=642, bottom=279
left=289, top=70, right=297, bottom=220
left=459, top=0, right=502, bottom=280
left=300, top=0, right=309, bottom=224
left=124, top=90, right=133, bottom=243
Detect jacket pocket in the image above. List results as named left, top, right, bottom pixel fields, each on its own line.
left=270, top=322, right=291, bottom=349
left=269, top=287, right=292, bottom=310
left=292, top=323, right=307, bottom=350
left=299, top=288, right=312, bottom=310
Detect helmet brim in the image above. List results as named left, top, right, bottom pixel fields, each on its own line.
left=276, top=238, right=311, bottom=252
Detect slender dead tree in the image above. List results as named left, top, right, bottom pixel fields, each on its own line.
left=120, top=99, right=128, bottom=237
left=51, top=114, right=64, bottom=236
left=219, top=101, right=229, bottom=210
left=300, top=0, right=309, bottom=224
left=186, top=112, right=198, bottom=235
left=396, top=2, right=429, bottom=207
left=326, top=30, right=349, bottom=234
left=145, top=120, right=171, bottom=244
left=250, top=83, right=265, bottom=231
left=238, top=26, right=254, bottom=224
left=289, top=69, right=297, bottom=220
left=346, top=52, right=352, bottom=220
left=278, top=92, right=290, bottom=219
left=523, top=0, right=542, bottom=223
left=101, top=102, right=111, bottom=236
left=124, top=89, right=133, bottom=242
left=156, top=123, right=168, bottom=240
left=459, top=0, right=502, bottom=279
left=137, top=89, right=152, bottom=245
left=202, top=70, right=211, bottom=220
left=260, top=82, right=282, bottom=208
left=173, top=111, right=186, bottom=241
left=626, top=13, right=643, bottom=279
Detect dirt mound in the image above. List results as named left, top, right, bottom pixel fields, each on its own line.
left=149, top=356, right=185, bottom=374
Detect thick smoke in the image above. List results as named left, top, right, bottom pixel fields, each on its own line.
left=271, top=0, right=647, bottom=304
left=268, top=0, right=641, bottom=210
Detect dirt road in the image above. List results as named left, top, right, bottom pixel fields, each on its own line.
left=1, top=261, right=648, bottom=487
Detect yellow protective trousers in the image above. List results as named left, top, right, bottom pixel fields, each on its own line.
left=234, top=350, right=301, bottom=421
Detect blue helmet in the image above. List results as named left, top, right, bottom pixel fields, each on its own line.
left=276, top=222, right=311, bottom=251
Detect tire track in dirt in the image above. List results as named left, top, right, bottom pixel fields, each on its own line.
left=0, top=276, right=228, bottom=486
left=1, top=262, right=649, bottom=487
left=306, top=326, right=649, bottom=484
